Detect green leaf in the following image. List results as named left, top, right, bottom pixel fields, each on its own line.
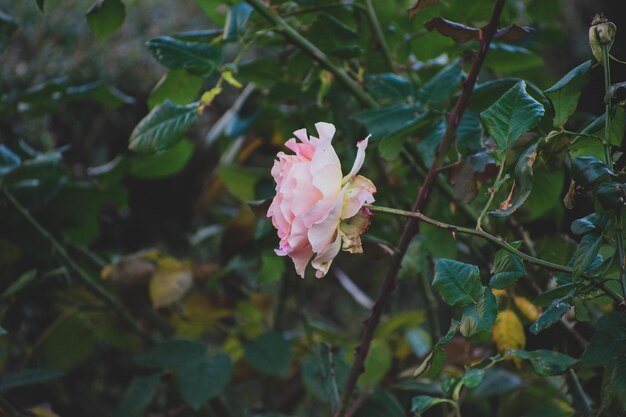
left=129, top=139, right=194, bottom=178
left=417, top=121, right=444, bottom=167
left=44, top=315, right=96, bottom=371
left=597, top=182, right=626, bottom=210
left=571, top=213, right=609, bottom=235
left=485, top=44, right=542, bottom=73
left=86, top=0, right=125, bottom=40
left=433, top=259, right=482, bottom=307
left=301, top=353, right=349, bottom=405
left=65, top=81, right=135, bottom=107
left=359, top=339, right=392, bottom=387
left=0, top=369, right=64, bottom=391
left=533, top=283, right=575, bottom=307
left=416, top=60, right=463, bottom=106
left=572, top=233, right=602, bottom=276
left=0, top=144, right=21, bottom=176
left=459, top=367, right=485, bottom=388
left=411, top=395, right=453, bottom=414
left=571, top=156, right=615, bottom=187
left=259, top=251, right=286, bottom=284
left=244, top=331, right=292, bottom=377
left=223, top=3, right=253, bottom=42
left=529, top=299, right=571, bottom=334
left=602, top=355, right=626, bottom=414
left=573, top=298, right=590, bottom=322
left=580, top=312, right=626, bottom=367
left=544, top=60, right=592, bottom=127
left=481, top=81, right=545, bottom=154
left=507, top=349, right=577, bottom=376
left=114, top=374, right=161, bottom=417
left=356, top=389, right=405, bottom=417
left=178, top=354, right=233, bottom=410
left=608, top=106, right=625, bottom=147
left=148, top=70, right=202, bottom=109
left=135, top=339, right=206, bottom=369
left=472, top=368, right=524, bottom=397
left=460, top=287, right=498, bottom=337
left=365, top=73, right=414, bottom=103
left=0, top=11, right=18, bottom=53
left=218, top=166, right=266, bottom=202
left=457, top=110, right=484, bottom=156
left=414, top=320, right=459, bottom=379
left=489, top=246, right=526, bottom=289
left=129, top=100, right=198, bottom=154
left=489, top=143, right=538, bottom=217
left=146, top=36, right=222, bottom=76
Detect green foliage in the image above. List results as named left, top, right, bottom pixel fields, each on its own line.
left=544, top=60, right=592, bottom=128
left=0, top=369, right=64, bottom=392
left=114, top=374, right=161, bottom=417
left=489, top=246, right=526, bottom=289
left=244, top=331, right=292, bottom=377
left=580, top=313, right=626, bottom=367
left=146, top=36, right=222, bottom=76
left=178, top=354, right=233, bottom=410
left=507, top=350, right=577, bottom=376
left=86, top=0, right=126, bottom=40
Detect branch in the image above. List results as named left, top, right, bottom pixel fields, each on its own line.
left=368, top=205, right=573, bottom=273
left=244, top=0, right=379, bottom=108
left=337, top=1, right=506, bottom=414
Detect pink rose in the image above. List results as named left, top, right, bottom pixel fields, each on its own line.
left=267, top=122, right=376, bottom=278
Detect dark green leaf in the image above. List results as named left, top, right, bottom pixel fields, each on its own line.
left=365, top=73, right=414, bottom=103
left=416, top=60, right=463, bottom=106
left=433, top=259, right=482, bottom=307
left=223, top=3, right=253, bottom=42
left=244, top=331, right=292, bottom=377
left=301, top=353, right=349, bottom=405
left=178, top=354, right=232, bottom=410
left=128, top=100, right=199, bottom=154
left=472, top=368, right=524, bottom=397
left=259, top=250, right=286, bottom=284
left=129, top=139, right=194, bottom=178
left=355, top=389, right=405, bottom=417
left=489, top=246, right=526, bottom=289
left=529, top=299, right=571, bottom=334
left=65, top=81, right=135, bottom=107
left=0, top=369, right=64, bottom=391
left=573, top=298, right=590, bottom=322
left=538, top=131, right=570, bottom=170
left=571, top=213, right=610, bottom=235
left=572, top=233, right=602, bottom=276
left=146, top=36, right=222, bottom=76
left=534, top=284, right=575, bottom=307
left=0, top=11, right=18, bottom=53
left=86, top=0, right=125, bottom=40
left=457, top=110, right=484, bottom=156
left=485, top=44, right=542, bottom=73
left=571, top=156, right=615, bottom=187
left=608, top=106, right=625, bottom=147
left=411, top=395, right=452, bottom=413
left=44, top=315, right=96, bottom=371
left=114, top=374, right=161, bottom=417
left=417, top=120, right=444, bottom=166
left=544, top=60, right=592, bottom=127
left=135, top=339, right=206, bottom=369
left=481, top=81, right=545, bottom=153
left=507, top=349, right=577, bottom=376
left=580, top=312, right=626, bottom=367
left=460, top=287, right=498, bottom=337
left=0, top=144, right=21, bottom=175
left=602, top=355, right=626, bottom=414
left=148, top=70, right=202, bottom=109
left=36, top=0, right=45, bottom=12
left=596, top=182, right=626, bottom=210
left=490, top=143, right=538, bottom=217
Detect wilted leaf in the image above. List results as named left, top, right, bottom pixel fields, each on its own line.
left=149, top=257, right=193, bottom=308
left=407, top=0, right=439, bottom=17
left=490, top=144, right=538, bottom=217
left=424, top=18, right=478, bottom=43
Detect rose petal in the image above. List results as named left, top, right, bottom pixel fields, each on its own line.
left=315, top=122, right=336, bottom=142
left=311, top=233, right=342, bottom=278
left=341, top=175, right=376, bottom=220
left=290, top=245, right=314, bottom=278
left=342, top=135, right=371, bottom=183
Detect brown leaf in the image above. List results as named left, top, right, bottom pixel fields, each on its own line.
left=407, top=0, right=439, bottom=17
left=495, top=24, right=534, bottom=42
left=424, top=17, right=479, bottom=43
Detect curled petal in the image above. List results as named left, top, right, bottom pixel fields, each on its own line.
left=341, top=175, right=376, bottom=220
left=311, top=233, right=342, bottom=278
left=342, top=135, right=371, bottom=183
left=339, top=208, right=372, bottom=253
left=290, top=245, right=314, bottom=278
left=307, top=186, right=346, bottom=253
left=315, top=122, right=336, bottom=143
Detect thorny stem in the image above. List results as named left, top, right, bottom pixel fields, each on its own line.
left=337, top=0, right=507, bottom=414
left=363, top=0, right=395, bottom=72
left=601, top=42, right=626, bottom=300
left=244, top=0, right=379, bottom=108
left=476, top=156, right=506, bottom=230
left=368, top=205, right=574, bottom=273
left=3, top=188, right=155, bottom=343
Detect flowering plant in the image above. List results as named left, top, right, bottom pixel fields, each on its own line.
left=267, top=122, right=376, bottom=278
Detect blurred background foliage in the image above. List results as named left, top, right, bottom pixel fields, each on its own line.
left=0, top=0, right=625, bottom=416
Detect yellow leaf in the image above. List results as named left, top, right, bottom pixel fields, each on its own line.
left=200, top=87, right=222, bottom=105
left=513, top=296, right=540, bottom=322
left=149, top=258, right=193, bottom=309
left=170, top=294, right=232, bottom=337
left=29, top=406, right=61, bottom=417
left=492, top=310, right=525, bottom=366
left=222, top=70, right=242, bottom=88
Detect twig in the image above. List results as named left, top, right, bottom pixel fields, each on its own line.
left=336, top=1, right=506, bottom=414
left=476, top=156, right=506, bottom=230
left=244, top=0, right=379, bottom=108
left=421, top=258, right=442, bottom=340
left=368, top=205, right=573, bottom=273
left=3, top=188, right=155, bottom=342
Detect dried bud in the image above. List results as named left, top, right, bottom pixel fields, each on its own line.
left=589, top=14, right=616, bottom=64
